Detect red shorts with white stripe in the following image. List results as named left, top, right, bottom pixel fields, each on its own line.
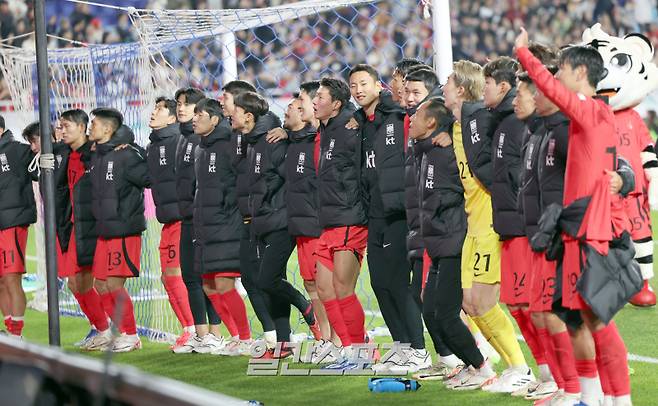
left=500, top=236, right=532, bottom=305
left=92, top=236, right=141, bottom=280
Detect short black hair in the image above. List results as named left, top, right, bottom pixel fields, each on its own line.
left=222, top=80, right=257, bottom=96
left=319, top=77, right=351, bottom=111
left=155, top=96, right=177, bottom=118
left=483, top=56, right=519, bottom=86
left=194, top=98, right=223, bottom=120
left=175, top=87, right=205, bottom=105
left=349, top=64, right=379, bottom=82
left=0, top=114, right=5, bottom=130
left=22, top=121, right=41, bottom=143
left=518, top=65, right=558, bottom=85
left=559, top=45, right=607, bottom=88
left=424, top=98, right=453, bottom=131
left=299, top=81, right=321, bottom=99
left=405, top=68, right=439, bottom=93
left=91, top=107, right=123, bottom=132
left=233, top=91, right=269, bottom=119
left=528, top=42, right=558, bottom=66
left=393, top=58, right=426, bottom=77
left=60, top=109, right=89, bottom=130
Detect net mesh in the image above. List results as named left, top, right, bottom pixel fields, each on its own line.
left=0, top=0, right=433, bottom=341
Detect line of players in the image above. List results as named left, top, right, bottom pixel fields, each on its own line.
left=0, top=28, right=650, bottom=405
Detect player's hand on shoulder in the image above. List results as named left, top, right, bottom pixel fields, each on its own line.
left=432, top=132, right=452, bottom=147
left=266, top=127, right=287, bottom=143
left=345, top=117, right=360, bottom=130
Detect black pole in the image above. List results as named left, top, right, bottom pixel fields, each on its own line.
left=33, top=0, right=60, bottom=346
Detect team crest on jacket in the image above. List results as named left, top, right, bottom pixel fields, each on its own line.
left=255, top=153, right=261, bottom=174
left=469, top=119, right=480, bottom=143
left=0, top=153, right=9, bottom=172
left=425, top=164, right=434, bottom=189
left=184, top=142, right=193, bottom=162
left=106, top=161, right=114, bottom=180
left=385, top=123, right=395, bottom=145
left=236, top=134, right=243, bottom=155
left=159, top=145, right=167, bottom=165
left=496, top=133, right=505, bottom=158
left=525, top=143, right=535, bottom=170
left=56, top=154, right=63, bottom=167
left=545, top=139, right=556, bottom=167
left=209, top=152, right=216, bottom=173
left=325, top=139, right=335, bottom=160
left=296, top=152, right=305, bottom=173
left=366, top=150, right=375, bottom=169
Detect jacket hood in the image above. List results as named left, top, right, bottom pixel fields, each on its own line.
left=149, top=123, right=179, bottom=143
left=492, top=87, right=516, bottom=116
left=461, top=100, right=486, bottom=119
left=288, top=123, right=316, bottom=143
left=0, top=129, right=14, bottom=147
left=524, top=113, right=543, bottom=133
left=199, top=118, right=233, bottom=148
left=96, top=124, right=135, bottom=155
left=543, top=111, right=569, bottom=130
left=323, top=103, right=357, bottom=130
left=245, top=111, right=282, bottom=144
left=179, top=120, right=194, bottom=137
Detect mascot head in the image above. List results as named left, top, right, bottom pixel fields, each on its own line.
left=582, top=23, right=658, bottom=111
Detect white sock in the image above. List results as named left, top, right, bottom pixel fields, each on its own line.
left=12, top=316, right=24, bottom=321
left=184, top=326, right=195, bottom=334
left=231, top=335, right=239, bottom=341
left=579, top=376, right=603, bottom=405
left=613, top=395, right=632, bottom=406
left=538, top=363, right=552, bottom=382
left=478, top=361, right=495, bottom=377
left=440, top=354, right=461, bottom=368
left=263, top=330, right=277, bottom=349
left=473, top=331, right=486, bottom=346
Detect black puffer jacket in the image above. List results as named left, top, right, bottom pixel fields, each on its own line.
left=90, top=125, right=150, bottom=238
left=52, top=141, right=73, bottom=251
left=317, top=106, right=367, bottom=228
left=67, top=142, right=97, bottom=265
left=356, top=91, right=407, bottom=219
left=537, top=112, right=569, bottom=210
left=405, top=127, right=424, bottom=260
left=418, top=129, right=467, bottom=259
left=285, top=124, right=321, bottom=237
left=246, top=112, right=287, bottom=236
left=148, top=123, right=182, bottom=224
left=0, top=130, right=36, bottom=229
left=491, top=89, right=527, bottom=239
left=193, top=120, right=242, bottom=272
left=175, top=121, right=199, bottom=220
left=518, top=115, right=544, bottom=238
left=460, top=101, right=499, bottom=191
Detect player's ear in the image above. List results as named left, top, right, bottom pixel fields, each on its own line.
left=210, top=115, right=219, bottom=127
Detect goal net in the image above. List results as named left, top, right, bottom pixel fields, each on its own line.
left=0, top=0, right=433, bottom=342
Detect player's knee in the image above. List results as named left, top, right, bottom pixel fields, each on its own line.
left=67, top=278, right=77, bottom=293
left=303, top=279, right=317, bottom=293
left=530, top=311, right=545, bottom=328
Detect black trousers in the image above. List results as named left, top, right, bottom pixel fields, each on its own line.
left=180, top=220, right=220, bottom=326
left=368, top=216, right=425, bottom=349
left=423, top=256, right=483, bottom=367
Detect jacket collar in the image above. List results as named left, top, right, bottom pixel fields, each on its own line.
left=199, top=118, right=233, bottom=148
left=543, top=111, right=569, bottom=130
left=245, top=111, right=281, bottom=145
left=96, top=125, right=135, bottom=155
left=179, top=120, right=194, bottom=138
left=149, top=123, right=179, bottom=143
left=0, top=129, right=14, bottom=148
left=288, top=124, right=316, bottom=143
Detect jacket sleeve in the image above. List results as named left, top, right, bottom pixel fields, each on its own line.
left=507, top=120, right=526, bottom=192
left=262, top=141, right=287, bottom=203
left=516, top=47, right=604, bottom=133
left=124, top=146, right=151, bottom=188
left=462, top=109, right=494, bottom=190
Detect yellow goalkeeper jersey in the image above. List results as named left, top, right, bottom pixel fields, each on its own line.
left=452, top=121, right=496, bottom=237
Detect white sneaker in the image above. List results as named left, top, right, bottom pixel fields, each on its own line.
left=451, top=368, right=497, bottom=391
left=444, top=366, right=474, bottom=389
left=549, top=392, right=582, bottom=406
left=371, top=359, right=396, bottom=374
left=193, top=333, right=226, bottom=354
left=219, top=339, right=253, bottom=356
left=482, top=367, right=535, bottom=393
left=525, top=380, right=559, bottom=400
left=309, top=340, right=340, bottom=364
left=172, top=333, right=203, bottom=354
left=412, top=361, right=456, bottom=381
left=85, top=329, right=113, bottom=351
left=111, top=334, right=142, bottom=353
left=388, top=349, right=432, bottom=374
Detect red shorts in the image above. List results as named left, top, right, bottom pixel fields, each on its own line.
left=92, top=236, right=141, bottom=280
left=0, top=226, right=28, bottom=275
left=159, top=221, right=181, bottom=271
left=624, top=193, right=652, bottom=241
left=57, top=228, right=92, bottom=277
left=562, top=239, right=588, bottom=310
left=314, top=225, right=368, bottom=272
left=296, top=236, right=319, bottom=281
left=529, top=252, right=558, bottom=312
left=500, top=237, right=532, bottom=305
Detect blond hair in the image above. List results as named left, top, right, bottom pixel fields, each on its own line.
left=452, top=60, right=484, bottom=101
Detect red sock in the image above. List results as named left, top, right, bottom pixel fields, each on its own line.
left=221, top=289, right=251, bottom=340
left=76, top=289, right=110, bottom=331
left=596, top=355, right=612, bottom=397
left=592, top=322, right=630, bottom=396
left=10, top=317, right=24, bottom=336
left=208, top=293, right=239, bottom=337
left=536, top=327, right=564, bottom=388
left=4, top=317, right=11, bottom=333
left=109, top=288, right=137, bottom=335
left=551, top=331, right=581, bottom=395
left=164, top=275, right=194, bottom=328
left=99, top=292, right=115, bottom=321
left=511, top=309, right=546, bottom=365
left=322, top=299, right=352, bottom=346
left=338, top=294, right=365, bottom=344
